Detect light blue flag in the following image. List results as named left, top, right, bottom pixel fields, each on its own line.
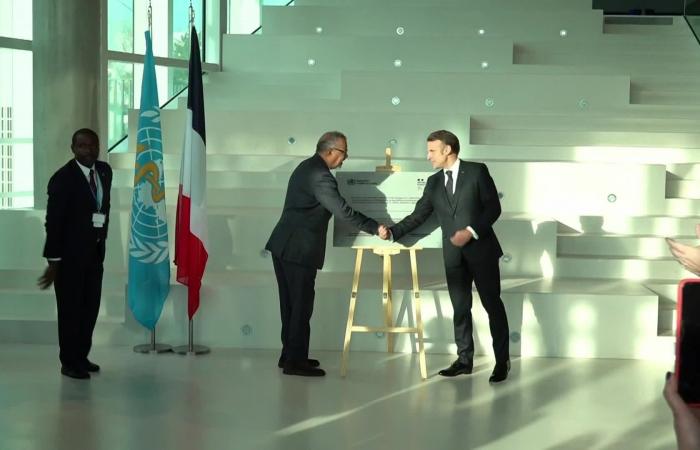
left=128, top=30, right=170, bottom=330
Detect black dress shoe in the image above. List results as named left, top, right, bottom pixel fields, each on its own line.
left=489, top=360, right=511, bottom=383
left=438, top=360, right=473, bottom=377
left=282, top=361, right=326, bottom=377
left=81, top=360, right=100, bottom=372
left=61, top=366, right=90, bottom=380
left=278, top=357, right=320, bottom=368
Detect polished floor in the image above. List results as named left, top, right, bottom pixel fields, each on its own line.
left=0, top=345, right=677, bottom=450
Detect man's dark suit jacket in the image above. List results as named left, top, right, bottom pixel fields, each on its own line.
left=390, top=160, right=502, bottom=267
left=266, top=153, right=378, bottom=269
left=43, top=159, right=112, bottom=263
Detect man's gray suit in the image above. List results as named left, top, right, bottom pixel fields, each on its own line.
left=266, top=153, right=378, bottom=363
left=390, top=159, right=509, bottom=364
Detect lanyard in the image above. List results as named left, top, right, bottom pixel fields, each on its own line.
left=88, top=170, right=103, bottom=212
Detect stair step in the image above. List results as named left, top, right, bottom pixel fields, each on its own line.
left=556, top=256, right=691, bottom=280
left=557, top=234, right=694, bottom=258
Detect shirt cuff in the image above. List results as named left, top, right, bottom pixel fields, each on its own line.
left=466, top=226, right=479, bottom=240
left=47, top=258, right=61, bottom=262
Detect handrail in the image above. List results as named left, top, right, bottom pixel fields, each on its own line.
left=107, top=81, right=192, bottom=153
left=684, top=14, right=700, bottom=47
left=107, top=0, right=296, bottom=153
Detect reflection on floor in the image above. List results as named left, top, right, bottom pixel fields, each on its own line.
left=0, top=345, right=677, bottom=450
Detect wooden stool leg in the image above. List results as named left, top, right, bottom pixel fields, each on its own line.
left=382, top=253, right=394, bottom=353
left=341, top=248, right=364, bottom=377
left=410, top=249, right=427, bottom=380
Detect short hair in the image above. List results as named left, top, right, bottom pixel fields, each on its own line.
left=71, top=128, right=99, bottom=146
left=316, top=131, right=347, bottom=154
left=427, top=130, right=460, bottom=155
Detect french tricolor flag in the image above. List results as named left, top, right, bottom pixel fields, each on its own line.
left=175, top=26, right=208, bottom=319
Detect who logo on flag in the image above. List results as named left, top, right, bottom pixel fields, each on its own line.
left=130, top=111, right=168, bottom=264
left=127, top=30, right=171, bottom=331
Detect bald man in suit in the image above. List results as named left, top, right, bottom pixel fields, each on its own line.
left=266, top=131, right=381, bottom=377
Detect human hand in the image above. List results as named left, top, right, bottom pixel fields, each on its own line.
left=37, top=262, right=58, bottom=290
left=378, top=224, right=391, bottom=241
left=667, top=238, right=700, bottom=276
left=450, top=229, right=473, bottom=247
left=664, top=372, right=700, bottom=450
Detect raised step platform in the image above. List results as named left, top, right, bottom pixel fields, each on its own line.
left=0, top=269, right=667, bottom=359
left=471, top=128, right=700, bottom=148
left=262, top=7, right=604, bottom=39
left=124, top=109, right=473, bottom=159
left=557, top=214, right=700, bottom=236
left=556, top=255, right=692, bottom=280
left=196, top=71, right=632, bottom=113
left=663, top=198, right=700, bottom=216
left=107, top=161, right=667, bottom=217
left=557, top=234, right=695, bottom=258
left=294, top=0, right=596, bottom=11
left=223, top=35, right=514, bottom=73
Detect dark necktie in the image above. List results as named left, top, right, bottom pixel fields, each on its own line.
left=445, top=170, right=454, bottom=203
left=89, top=169, right=97, bottom=198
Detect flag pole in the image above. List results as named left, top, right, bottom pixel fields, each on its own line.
left=134, top=328, right=172, bottom=353
left=129, top=0, right=172, bottom=354
left=173, top=6, right=210, bottom=356
left=174, top=319, right=210, bottom=355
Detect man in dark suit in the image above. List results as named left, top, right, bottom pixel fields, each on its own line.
left=266, top=131, right=381, bottom=377
left=382, top=130, right=510, bottom=383
left=38, top=128, right=112, bottom=380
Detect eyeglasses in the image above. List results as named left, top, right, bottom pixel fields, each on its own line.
left=330, top=146, right=349, bottom=159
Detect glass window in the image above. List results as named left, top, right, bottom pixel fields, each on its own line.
left=110, top=0, right=214, bottom=60
left=0, top=48, right=33, bottom=208
left=228, top=0, right=292, bottom=35
left=134, top=0, right=169, bottom=56
left=0, top=0, right=32, bottom=40
left=107, top=0, right=218, bottom=151
left=0, top=143, right=33, bottom=209
left=108, top=61, right=188, bottom=152
left=228, top=0, right=262, bottom=34
left=108, top=61, right=134, bottom=152
left=165, top=66, right=189, bottom=108
left=172, top=0, right=204, bottom=59
left=205, top=0, right=221, bottom=64
left=108, top=0, right=134, bottom=53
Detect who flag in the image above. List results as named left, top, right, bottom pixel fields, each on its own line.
left=127, top=30, right=171, bottom=330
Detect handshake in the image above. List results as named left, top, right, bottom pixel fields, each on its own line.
left=377, top=224, right=392, bottom=241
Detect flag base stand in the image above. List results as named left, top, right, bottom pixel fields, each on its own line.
left=174, top=319, right=210, bottom=355
left=173, top=344, right=210, bottom=355
left=134, top=343, right=172, bottom=354
left=133, top=329, right=172, bottom=354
